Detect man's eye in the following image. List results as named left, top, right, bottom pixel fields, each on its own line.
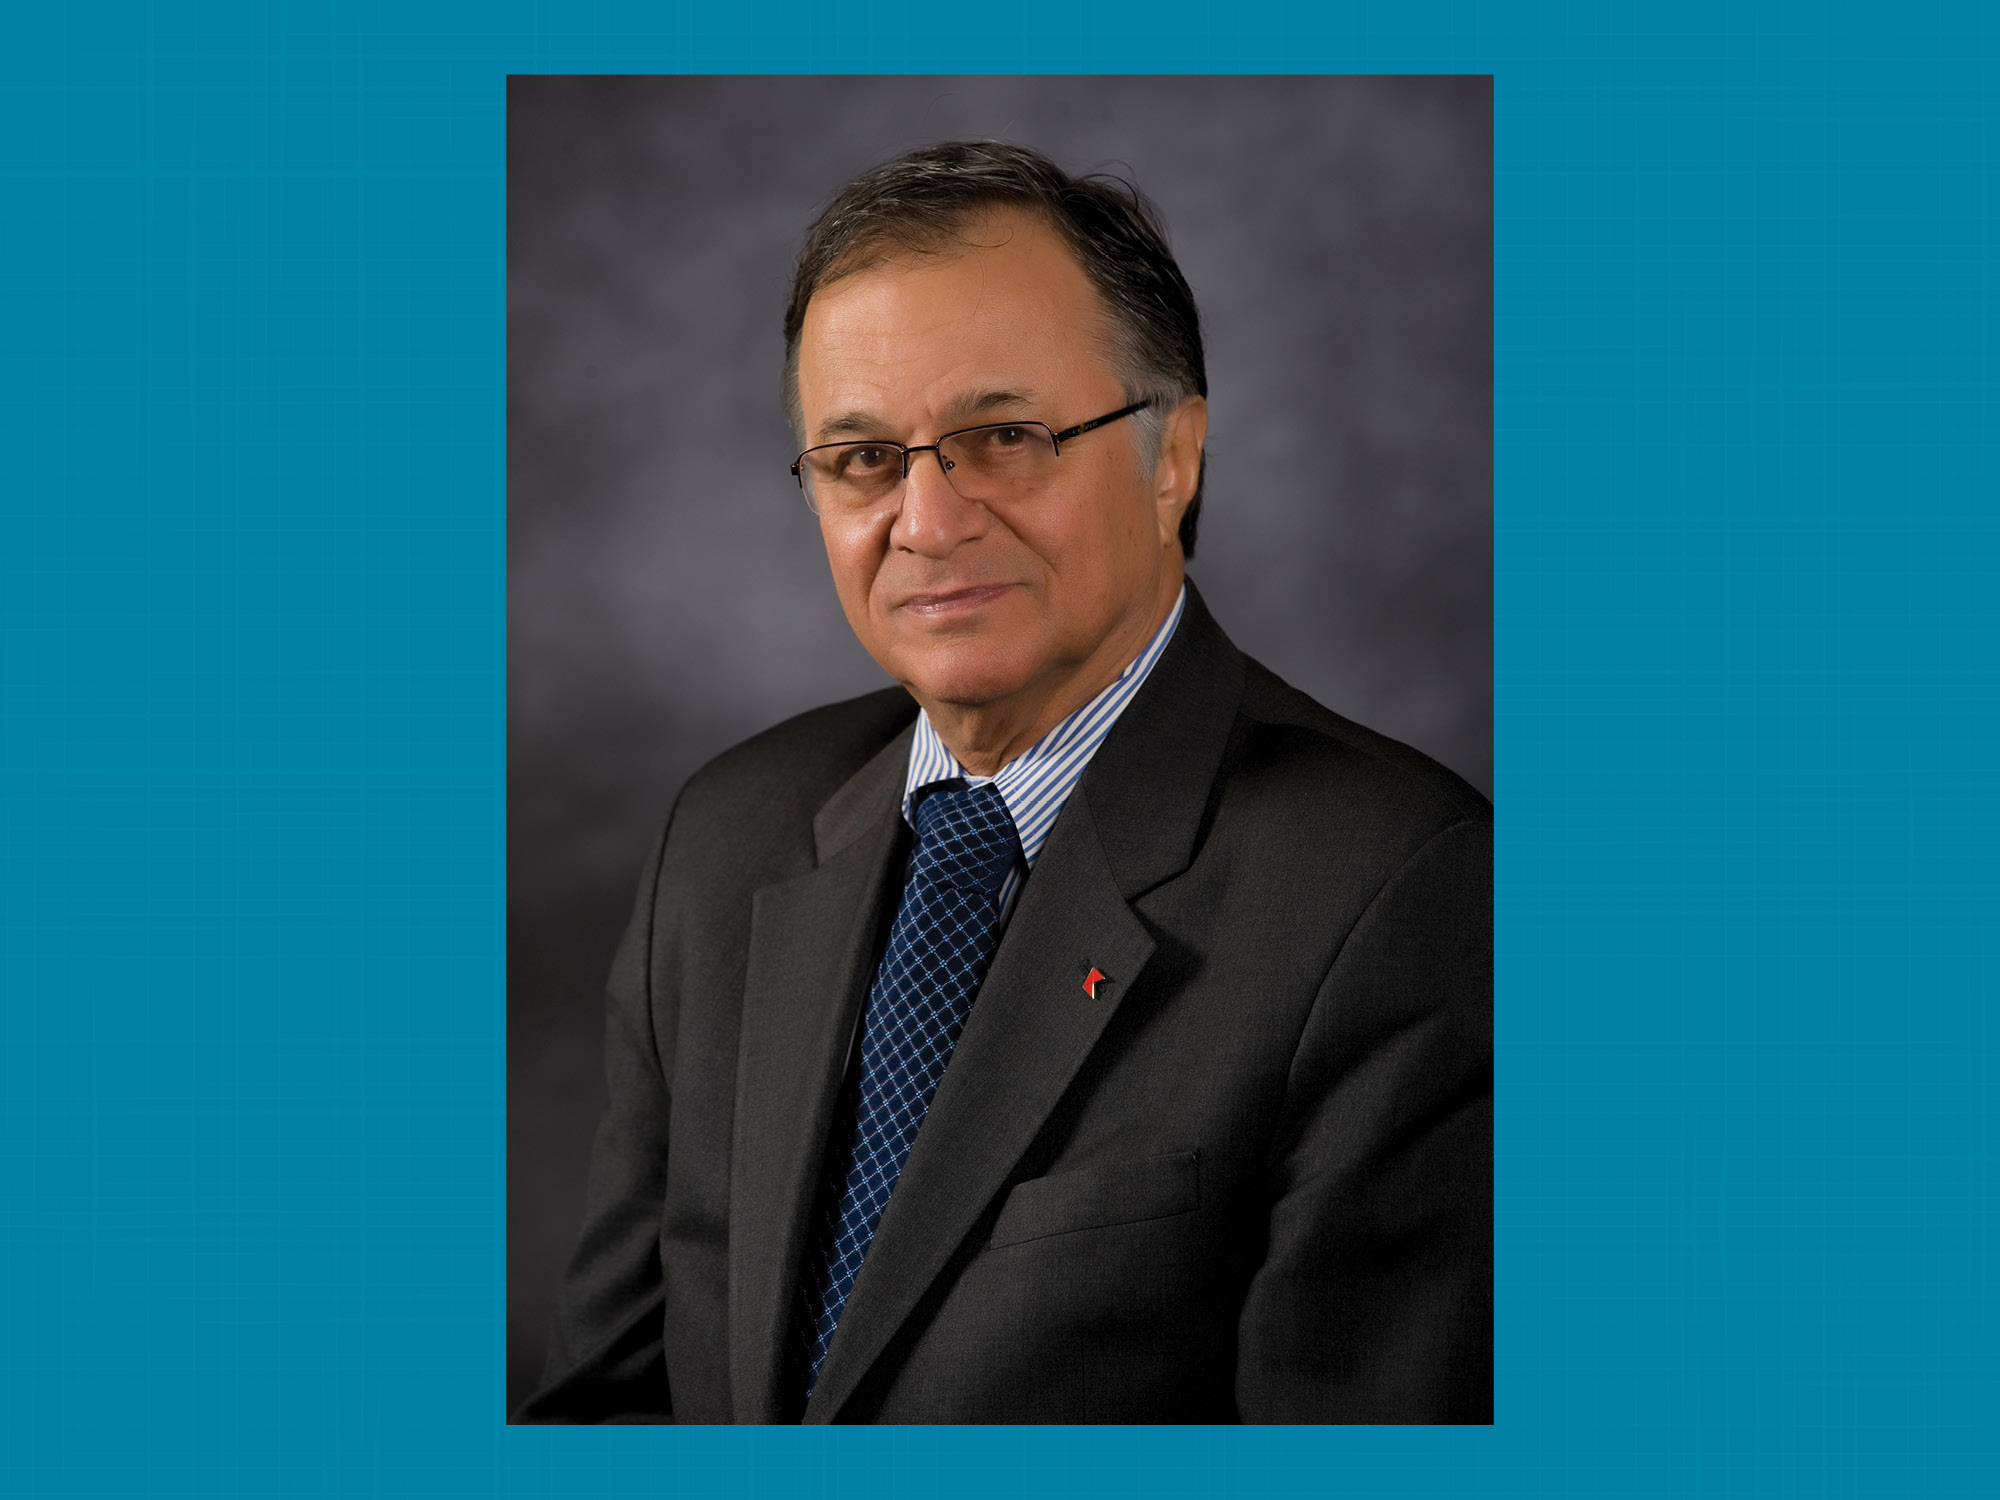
left=958, top=426, right=1037, bottom=460
left=840, top=446, right=898, bottom=475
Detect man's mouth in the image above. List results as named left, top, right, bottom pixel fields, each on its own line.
left=899, top=583, right=1016, bottom=617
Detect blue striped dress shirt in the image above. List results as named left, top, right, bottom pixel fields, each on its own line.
left=900, top=584, right=1186, bottom=921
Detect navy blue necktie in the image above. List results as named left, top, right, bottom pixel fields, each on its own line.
left=790, top=778, right=1019, bottom=1407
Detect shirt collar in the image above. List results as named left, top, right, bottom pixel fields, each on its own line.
left=901, top=584, right=1187, bottom=870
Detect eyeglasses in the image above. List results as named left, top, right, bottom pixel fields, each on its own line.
left=791, top=399, right=1152, bottom=517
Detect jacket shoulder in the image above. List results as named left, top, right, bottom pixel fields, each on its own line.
left=1235, top=654, right=1492, bottom=829
left=678, top=683, right=915, bottom=822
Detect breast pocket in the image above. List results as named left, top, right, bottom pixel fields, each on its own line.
left=985, top=1150, right=1201, bottom=1250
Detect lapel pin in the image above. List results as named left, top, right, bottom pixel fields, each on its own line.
left=1083, top=966, right=1107, bottom=1000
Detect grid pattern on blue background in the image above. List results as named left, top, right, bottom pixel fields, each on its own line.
left=2, top=2, right=1997, bottom=1496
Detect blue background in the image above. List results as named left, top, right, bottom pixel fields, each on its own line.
left=2, top=2, right=1995, bottom=1495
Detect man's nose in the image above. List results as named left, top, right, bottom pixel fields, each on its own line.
left=890, top=446, right=988, bottom=555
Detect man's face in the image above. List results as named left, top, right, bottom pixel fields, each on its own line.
left=795, top=208, right=1196, bottom=718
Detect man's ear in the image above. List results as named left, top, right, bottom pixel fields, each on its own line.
left=1152, top=395, right=1209, bottom=548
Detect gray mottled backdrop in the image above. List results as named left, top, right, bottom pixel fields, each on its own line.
left=507, top=75, right=1491, bottom=1413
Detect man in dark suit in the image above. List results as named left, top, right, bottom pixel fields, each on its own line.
left=520, top=143, right=1491, bottom=1424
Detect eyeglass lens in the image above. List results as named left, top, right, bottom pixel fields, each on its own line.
left=799, top=423, right=1060, bottom=514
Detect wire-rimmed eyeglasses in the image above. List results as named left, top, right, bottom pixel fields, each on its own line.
left=790, top=399, right=1152, bottom=517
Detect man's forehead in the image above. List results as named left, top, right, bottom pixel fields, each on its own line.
left=799, top=244, right=1118, bottom=434
left=803, top=212, right=1105, bottom=346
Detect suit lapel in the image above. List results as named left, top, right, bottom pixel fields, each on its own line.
left=803, top=585, right=1247, bottom=1422
left=728, top=725, right=912, bottom=1424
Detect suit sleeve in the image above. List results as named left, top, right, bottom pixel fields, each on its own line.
left=513, top=815, right=679, bottom=1424
left=1235, top=818, right=1493, bottom=1423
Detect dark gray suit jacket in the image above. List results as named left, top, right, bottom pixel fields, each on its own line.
left=521, top=586, right=1492, bottom=1423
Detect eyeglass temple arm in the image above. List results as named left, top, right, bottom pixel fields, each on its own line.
left=1049, top=398, right=1154, bottom=449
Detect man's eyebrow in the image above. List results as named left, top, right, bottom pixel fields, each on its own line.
left=943, top=389, right=1037, bottom=424
left=813, top=390, right=1039, bottom=444
left=815, top=409, right=889, bottom=441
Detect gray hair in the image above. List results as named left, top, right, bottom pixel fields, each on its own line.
left=782, top=142, right=1209, bottom=557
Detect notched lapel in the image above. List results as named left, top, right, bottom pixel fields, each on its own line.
left=728, top=728, right=911, bottom=1424
left=1082, top=582, right=1245, bottom=899
left=804, top=790, right=1157, bottom=1422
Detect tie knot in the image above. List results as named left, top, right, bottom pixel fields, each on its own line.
left=909, top=780, right=1018, bottom=897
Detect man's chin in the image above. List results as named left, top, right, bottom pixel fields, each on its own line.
left=890, top=641, right=1044, bottom=713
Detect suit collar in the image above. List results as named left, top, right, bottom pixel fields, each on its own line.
left=1076, top=579, right=1245, bottom=898
left=896, top=583, right=1189, bottom=867
left=812, top=718, right=913, bottom=863
left=814, top=579, right=1239, bottom=891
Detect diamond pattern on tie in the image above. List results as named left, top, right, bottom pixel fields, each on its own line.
left=790, top=779, right=1018, bottom=1405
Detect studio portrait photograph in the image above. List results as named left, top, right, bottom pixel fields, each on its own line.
left=507, top=75, right=1493, bottom=1424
